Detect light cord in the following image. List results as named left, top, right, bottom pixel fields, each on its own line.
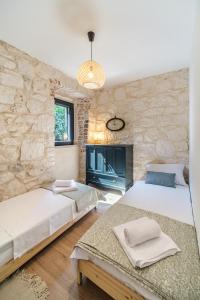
left=90, top=41, right=93, bottom=62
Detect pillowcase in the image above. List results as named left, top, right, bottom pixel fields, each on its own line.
left=146, top=163, right=187, bottom=186
left=145, top=171, right=176, bottom=188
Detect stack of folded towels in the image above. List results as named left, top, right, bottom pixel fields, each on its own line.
left=52, top=179, right=77, bottom=193
left=113, top=217, right=180, bottom=268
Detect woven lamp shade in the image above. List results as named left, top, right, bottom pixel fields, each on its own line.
left=77, top=60, right=105, bottom=89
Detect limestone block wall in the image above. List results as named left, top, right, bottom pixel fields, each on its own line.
left=89, top=69, right=189, bottom=180
left=0, top=39, right=189, bottom=199
left=75, top=97, right=94, bottom=182
left=0, top=40, right=93, bottom=201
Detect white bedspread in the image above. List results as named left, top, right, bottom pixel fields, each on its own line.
left=0, top=188, right=74, bottom=258
left=0, top=227, right=13, bottom=267
left=119, top=181, right=193, bottom=225
left=0, top=227, right=12, bottom=248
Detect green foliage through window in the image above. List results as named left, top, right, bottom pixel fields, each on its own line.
left=54, top=99, right=74, bottom=145
left=55, top=104, right=67, bottom=141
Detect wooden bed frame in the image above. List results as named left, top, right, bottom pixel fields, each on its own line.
left=0, top=207, right=95, bottom=283
left=77, top=259, right=144, bottom=300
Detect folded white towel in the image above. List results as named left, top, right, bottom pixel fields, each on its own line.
left=53, top=186, right=78, bottom=194
left=113, top=222, right=180, bottom=268
left=53, top=180, right=77, bottom=193
left=124, top=217, right=161, bottom=247
left=54, top=179, right=75, bottom=187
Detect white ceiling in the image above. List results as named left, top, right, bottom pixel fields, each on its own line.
left=0, top=0, right=197, bottom=87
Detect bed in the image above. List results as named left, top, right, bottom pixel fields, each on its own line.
left=71, top=181, right=200, bottom=300
left=0, top=184, right=99, bottom=282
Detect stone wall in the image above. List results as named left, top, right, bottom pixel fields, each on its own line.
left=89, top=69, right=189, bottom=180
left=75, top=97, right=94, bottom=182
left=0, top=40, right=93, bottom=201
left=0, top=39, right=189, bottom=200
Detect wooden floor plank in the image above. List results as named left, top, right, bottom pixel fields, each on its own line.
left=25, top=205, right=112, bottom=300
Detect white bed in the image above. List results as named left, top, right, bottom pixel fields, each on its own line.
left=119, top=181, right=193, bottom=225
left=0, top=188, right=96, bottom=268
left=72, top=181, right=194, bottom=300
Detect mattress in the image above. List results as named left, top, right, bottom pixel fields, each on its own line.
left=119, top=181, right=193, bottom=225
left=72, top=181, right=194, bottom=300
left=0, top=188, right=96, bottom=267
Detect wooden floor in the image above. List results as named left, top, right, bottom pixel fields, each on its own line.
left=25, top=204, right=112, bottom=300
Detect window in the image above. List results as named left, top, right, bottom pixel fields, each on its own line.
left=54, top=98, right=74, bottom=146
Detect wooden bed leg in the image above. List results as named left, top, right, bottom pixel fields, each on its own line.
left=77, top=261, right=82, bottom=285
left=77, top=271, right=82, bottom=285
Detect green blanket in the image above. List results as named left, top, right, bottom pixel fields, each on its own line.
left=77, top=203, right=200, bottom=300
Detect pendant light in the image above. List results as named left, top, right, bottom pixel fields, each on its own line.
left=77, top=31, right=105, bottom=89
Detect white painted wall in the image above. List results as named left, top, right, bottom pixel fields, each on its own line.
left=55, top=145, right=79, bottom=180
left=189, top=2, right=200, bottom=252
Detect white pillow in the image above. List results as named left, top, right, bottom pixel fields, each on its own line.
left=146, top=163, right=187, bottom=186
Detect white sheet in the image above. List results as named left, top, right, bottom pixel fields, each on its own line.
left=0, top=188, right=74, bottom=258
left=119, top=181, right=193, bottom=225
left=72, top=180, right=194, bottom=300
left=0, top=227, right=13, bottom=267
left=71, top=247, right=160, bottom=300
left=0, top=188, right=96, bottom=266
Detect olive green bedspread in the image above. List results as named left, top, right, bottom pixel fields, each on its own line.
left=77, top=203, right=200, bottom=300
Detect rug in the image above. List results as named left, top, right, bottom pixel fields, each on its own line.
left=0, top=270, right=49, bottom=300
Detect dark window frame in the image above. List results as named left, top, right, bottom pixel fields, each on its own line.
left=54, top=98, right=74, bottom=146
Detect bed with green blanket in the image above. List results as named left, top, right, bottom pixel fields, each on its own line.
left=71, top=181, right=200, bottom=300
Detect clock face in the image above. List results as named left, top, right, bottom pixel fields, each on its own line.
left=106, top=117, right=125, bottom=131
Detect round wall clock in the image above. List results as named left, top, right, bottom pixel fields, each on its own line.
left=106, top=116, right=125, bottom=131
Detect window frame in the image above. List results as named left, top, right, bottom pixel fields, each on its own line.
left=54, top=98, right=74, bottom=146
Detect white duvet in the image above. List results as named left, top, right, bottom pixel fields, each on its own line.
left=119, top=181, right=193, bottom=225
left=0, top=188, right=74, bottom=258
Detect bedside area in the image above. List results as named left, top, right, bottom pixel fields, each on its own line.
left=86, top=144, right=133, bottom=193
